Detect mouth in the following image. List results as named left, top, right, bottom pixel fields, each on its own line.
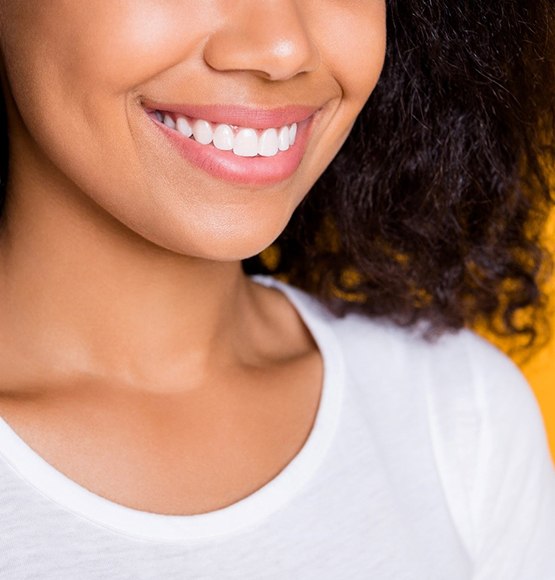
left=141, top=100, right=322, bottom=187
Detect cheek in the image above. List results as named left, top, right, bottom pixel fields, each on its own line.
left=302, top=1, right=386, bottom=168
left=1, top=1, right=210, bottom=120
left=63, top=3, right=210, bottom=91
left=327, top=2, right=387, bottom=106
left=0, top=3, right=221, bottom=248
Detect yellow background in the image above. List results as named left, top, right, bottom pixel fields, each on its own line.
left=511, top=214, right=555, bottom=463
left=519, top=329, right=555, bottom=463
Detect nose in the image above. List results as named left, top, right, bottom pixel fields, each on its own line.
left=203, top=0, right=321, bottom=82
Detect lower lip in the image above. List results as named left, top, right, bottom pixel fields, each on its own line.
left=145, top=109, right=317, bottom=187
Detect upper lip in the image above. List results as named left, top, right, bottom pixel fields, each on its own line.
left=140, top=98, right=323, bottom=129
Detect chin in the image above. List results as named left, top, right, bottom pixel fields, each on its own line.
left=130, top=213, right=288, bottom=263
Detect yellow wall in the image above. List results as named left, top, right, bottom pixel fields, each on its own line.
left=519, top=330, right=555, bottom=462
left=513, top=215, right=555, bottom=462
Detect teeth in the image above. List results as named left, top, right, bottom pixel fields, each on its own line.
left=212, top=124, right=234, bottom=151
left=176, top=116, right=193, bottom=138
left=278, top=126, right=290, bottom=151
left=157, top=110, right=299, bottom=157
left=258, top=128, right=279, bottom=157
left=163, top=113, right=176, bottom=130
left=289, top=123, right=297, bottom=146
left=192, top=119, right=213, bottom=145
left=233, top=128, right=258, bottom=157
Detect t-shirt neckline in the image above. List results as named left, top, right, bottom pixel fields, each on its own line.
left=0, top=274, right=345, bottom=543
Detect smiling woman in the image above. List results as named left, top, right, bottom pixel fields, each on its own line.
left=0, top=1, right=553, bottom=579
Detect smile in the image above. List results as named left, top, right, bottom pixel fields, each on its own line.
left=142, top=101, right=321, bottom=187
left=153, top=110, right=298, bottom=158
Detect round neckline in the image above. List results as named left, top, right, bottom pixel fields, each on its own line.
left=0, top=274, right=345, bottom=543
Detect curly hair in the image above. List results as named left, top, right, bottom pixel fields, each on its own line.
left=243, top=0, right=555, bottom=349
left=0, top=2, right=553, bottom=350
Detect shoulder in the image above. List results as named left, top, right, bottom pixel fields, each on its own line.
left=331, top=307, right=555, bottom=571
left=326, top=303, right=525, bottom=394
left=327, top=307, right=544, bottom=459
left=290, top=286, right=555, bottom=573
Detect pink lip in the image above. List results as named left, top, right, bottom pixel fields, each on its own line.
left=143, top=104, right=321, bottom=186
left=141, top=99, right=320, bottom=129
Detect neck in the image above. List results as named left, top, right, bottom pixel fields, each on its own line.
left=0, top=163, right=260, bottom=394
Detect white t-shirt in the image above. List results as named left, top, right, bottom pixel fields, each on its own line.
left=0, top=274, right=554, bottom=579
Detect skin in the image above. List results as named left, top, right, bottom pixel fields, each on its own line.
left=0, top=0, right=386, bottom=514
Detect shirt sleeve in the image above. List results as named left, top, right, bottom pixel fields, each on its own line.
left=463, top=334, right=555, bottom=579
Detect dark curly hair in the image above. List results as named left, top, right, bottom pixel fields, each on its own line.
left=0, top=2, right=554, bottom=351
left=244, top=1, right=555, bottom=350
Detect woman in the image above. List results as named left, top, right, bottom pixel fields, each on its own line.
left=0, top=1, right=553, bottom=578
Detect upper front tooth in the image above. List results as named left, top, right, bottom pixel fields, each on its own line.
left=278, top=126, right=290, bottom=151
left=192, top=119, right=213, bottom=145
left=233, top=128, right=258, bottom=157
left=258, top=128, right=279, bottom=157
left=212, top=124, right=234, bottom=151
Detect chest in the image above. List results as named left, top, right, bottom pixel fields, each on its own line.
left=0, top=368, right=322, bottom=515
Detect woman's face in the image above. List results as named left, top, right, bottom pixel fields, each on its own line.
left=0, top=1, right=386, bottom=260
